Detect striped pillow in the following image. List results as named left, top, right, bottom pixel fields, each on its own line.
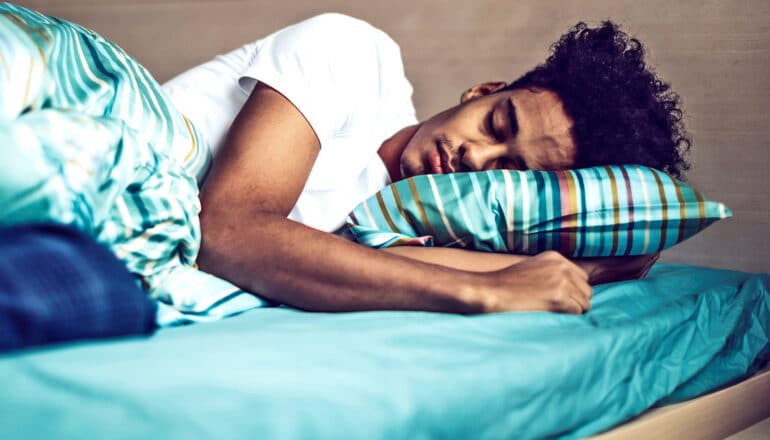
left=345, top=165, right=731, bottom=257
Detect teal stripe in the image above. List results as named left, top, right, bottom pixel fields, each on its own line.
left=485, top=171, right=508, bottom=251
left=468, top=172, right=498, bottom=251
left=448, top=174, right=475, bottom=248
left=574, top=169, right=588, bottom=257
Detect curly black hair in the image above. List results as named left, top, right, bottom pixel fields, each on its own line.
left=508, top=21, right=691, bottom=179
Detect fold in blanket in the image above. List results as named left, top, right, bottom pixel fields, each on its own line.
left=0, top=3, right=261, bottom=322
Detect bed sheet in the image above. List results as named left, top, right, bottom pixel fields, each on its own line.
left=0, top=263, right=767, bottom=439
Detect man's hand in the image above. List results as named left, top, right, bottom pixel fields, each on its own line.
left=475, top=251, right=592, bottom=315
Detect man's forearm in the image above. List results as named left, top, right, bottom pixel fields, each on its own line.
left=381, top=246, right=529, bottom=272
left=197, top=212, right=485, bottom=314
left=381, top=246, right=658, bottom=285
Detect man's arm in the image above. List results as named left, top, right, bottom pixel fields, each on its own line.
left=197, top=83, right=593, bottom=314
left=382, top=247, right=659, bottom=284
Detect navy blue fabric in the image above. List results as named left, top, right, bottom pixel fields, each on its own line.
left=0, top=224, right=156, bottom=351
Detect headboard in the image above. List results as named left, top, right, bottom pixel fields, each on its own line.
left=16, top=0, right=770, bottom=274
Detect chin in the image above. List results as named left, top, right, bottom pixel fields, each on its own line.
left=398, top=151, right=422, bottom=178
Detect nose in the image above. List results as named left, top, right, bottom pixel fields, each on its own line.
left=459, top=142, right=507, bottom=171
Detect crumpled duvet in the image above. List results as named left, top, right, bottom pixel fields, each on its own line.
left=0, top=3, right=263, bottom=322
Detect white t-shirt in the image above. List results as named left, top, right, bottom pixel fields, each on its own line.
left=162, top=13, right=417, bottom=232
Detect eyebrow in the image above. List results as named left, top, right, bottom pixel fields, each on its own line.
left=507, top=98, right=519, bottom=137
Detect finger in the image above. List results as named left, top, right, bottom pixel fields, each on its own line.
left=565, top=292, right=588, bottom=315
left=571, top=282, right=592, bottom=312
left=567, top=267, right=594, bottom=301
left=568, top=258, right=590, bottom=282
left=579, top=280, right=594, bottom=302
left=551, top=292, right=583, bottom=315
left=559, top=276, right=591, bottom=313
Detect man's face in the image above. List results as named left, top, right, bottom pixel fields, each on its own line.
left=399, top=86, right=577, bottom=178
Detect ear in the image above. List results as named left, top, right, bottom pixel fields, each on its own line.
left=460, top=81, right=508, bottom=103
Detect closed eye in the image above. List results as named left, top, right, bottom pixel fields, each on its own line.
left=486, top=111, right=502, bottom=142
left=507, top=98, right=519, bottom=137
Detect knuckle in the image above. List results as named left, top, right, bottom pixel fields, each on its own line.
left=550, top=288, right=567, bottom=303
left=540, top=250, right=562, bottom=261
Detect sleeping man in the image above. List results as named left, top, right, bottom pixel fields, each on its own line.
left=0, top=5, right=689, bottom=320
left=165, top=14, right=689, bottom=316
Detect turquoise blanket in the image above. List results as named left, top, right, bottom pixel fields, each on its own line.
left=0, top=263, right=767, bottom=439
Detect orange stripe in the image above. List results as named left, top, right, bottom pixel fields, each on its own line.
left=0, top=51, right=9, bottom=82
left=3, top=13, right=47, bottom=63
left=672, top=177, right=687, bottom=243
left=565, top=171, right=578, bottom=253
left=375, top=191, right=400, bottom=233
left=605, top=166, right=621, bottom=255
left=651, top=171, right=669, bottom=251
left=1, top=13, right=43, bottom=111
left=182, top=115, right=198, bottom=164
left=390, top=183, right=411, bottom=229
left=22, top=56, right=33, bottom=110
left=407, top=178, right=436, bottom=238
left=555, top=171, right=570, bottom=252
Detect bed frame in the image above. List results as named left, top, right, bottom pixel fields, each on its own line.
left=14, top=1, right=770, bottom=438
left=592, top=364, right=770, bottom=439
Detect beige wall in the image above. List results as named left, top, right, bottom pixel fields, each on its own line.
left=16, top=0, right=770, bottom=274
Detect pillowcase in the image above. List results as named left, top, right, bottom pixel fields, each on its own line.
left=345, top=165, right=731, bottom=257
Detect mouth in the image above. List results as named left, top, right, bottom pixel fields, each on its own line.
left=428, top=145, right=442, bottom=174
left=430, top=141, right=454, bottom=174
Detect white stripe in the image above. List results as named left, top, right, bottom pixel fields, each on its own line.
left=72, top=28, right=110, bottom=94
left=362, top=198, right=379, bottom=230
left=114, top=196, right=133, bottom=241
left=107, top=45, right=157, bottom=135
left=719, top=203, right=727, bottom=219
left=427, top=174, right=461, bottom=245
left=519, top=171, right=530, bottom=253
left=449, top=174, right=474, bottom=248
left=114, top=225, right=166, bottom=255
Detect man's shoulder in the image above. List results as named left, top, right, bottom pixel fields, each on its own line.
left=272, top=13, right=401, bottom=57
left=297, top=13, right=373, bottom=31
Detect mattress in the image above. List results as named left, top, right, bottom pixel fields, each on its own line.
left=0, top=263, right=767, bottom=439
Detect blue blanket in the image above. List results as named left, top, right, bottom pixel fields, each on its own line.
left=0, top=263, right=768, bottom=439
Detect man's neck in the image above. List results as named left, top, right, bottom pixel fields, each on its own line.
left=377, top=124, right=420, bottom=182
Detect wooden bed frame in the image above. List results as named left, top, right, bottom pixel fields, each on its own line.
left=16, top=1, right=770, bottom=438
left=592, top=364, right=770, bottom=439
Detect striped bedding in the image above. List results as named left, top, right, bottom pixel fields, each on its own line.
left=346, top=165, right=731, bottom=257
left=0, top=3, right=254, bottom=323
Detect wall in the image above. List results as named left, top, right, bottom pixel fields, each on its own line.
left=15, top=0, right=770, bottom=273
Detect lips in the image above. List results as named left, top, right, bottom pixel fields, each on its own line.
left=437, top=143, right=454, bottom=174
left=428, top=146, right=443, bottom=174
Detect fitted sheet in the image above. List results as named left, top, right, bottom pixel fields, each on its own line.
left=0, top=263, right=768, bottom=439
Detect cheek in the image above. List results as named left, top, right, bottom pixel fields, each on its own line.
left=399, top=140, right=424, bottom=177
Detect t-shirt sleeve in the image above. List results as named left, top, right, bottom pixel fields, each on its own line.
left=239, top=13, right=414, bottom=145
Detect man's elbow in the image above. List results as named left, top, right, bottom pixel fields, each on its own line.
left=196, top=206, right=229, bottom=274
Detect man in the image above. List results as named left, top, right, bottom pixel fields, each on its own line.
left=163, top=14, right=688, bottom=316
left=0, top=5, right=686, bottom=323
